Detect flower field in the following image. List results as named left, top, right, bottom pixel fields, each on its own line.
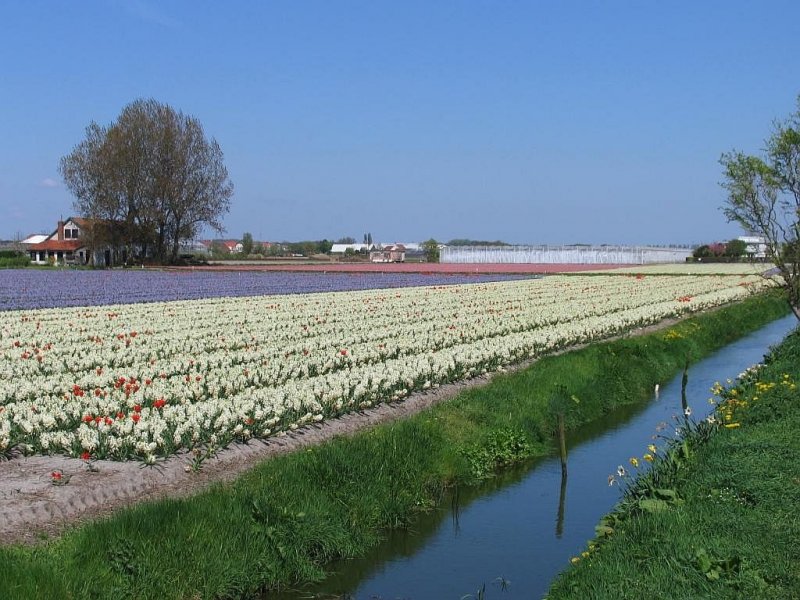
left=0, top=274, right=774, bottom=462
left=0, top=269, right=524, bottom=311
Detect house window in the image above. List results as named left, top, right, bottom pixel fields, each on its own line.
left=64, top=228, right=79, bottom=239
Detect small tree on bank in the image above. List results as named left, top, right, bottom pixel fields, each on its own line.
left=241, top=232, right=254, bottom=256
left=724, top=238, right=748, bottom=258
left=60, top=98, right=233, bottom=264
left=720, top=96, right=800, bottom=320
left=423, top=238, right=440, bottom=263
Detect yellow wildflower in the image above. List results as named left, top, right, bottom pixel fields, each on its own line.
left=644, top=453, right=654, bottom=462
left=629, top=457, right=640, bottom=468
left=725, top=423, right=741, bottom=429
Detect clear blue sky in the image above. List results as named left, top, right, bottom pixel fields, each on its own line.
left=2, top=1, right=799, bottom=245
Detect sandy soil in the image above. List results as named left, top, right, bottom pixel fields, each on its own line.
left=0, top=375, right=494, bottom=546
left=0, top=314, right=684, bottom=546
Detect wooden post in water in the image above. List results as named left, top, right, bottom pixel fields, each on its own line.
left=556, top=467, right=567, bottom=538
left=451, top=484, right=461, bottom=533
left=681, top=358, right=690, bottom=416
left=557, top=413, right=567, bottom=476
left=555, top=412, right=568, bottom=537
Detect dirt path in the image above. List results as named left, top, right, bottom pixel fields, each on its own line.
left=0, top=314, right=689, bottom=546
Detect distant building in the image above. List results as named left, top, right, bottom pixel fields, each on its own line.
left=330, top=243, right=373, bottom=254
left=179, top=240, right=210, bottom=255
left=200, top=240, right=245, bottom=254
left=441, top=244, right=693, bottom=264
left=222, top=240, right=244, bottom=254
left=737, top=235, right=768, bottom=259
left=370, top=244, right=406, bottom=263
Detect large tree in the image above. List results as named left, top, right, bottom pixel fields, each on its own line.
left=60, top=99, right=233, bottom=263
left=720, top=96, right=800, bottom=320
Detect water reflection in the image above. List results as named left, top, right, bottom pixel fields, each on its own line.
left=555, top=470, right=567, bottom=539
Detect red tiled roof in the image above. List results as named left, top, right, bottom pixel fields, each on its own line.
left=29, top=240, right=85, bottom=252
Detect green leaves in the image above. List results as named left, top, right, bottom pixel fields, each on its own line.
left=693, top=547, right=741, bottom=582
left=652, top=487, right=679, bottom=501
left=594, top=523, right=615, bottom=538
left=637, top=498, right=669, bottom=513
left=637, top=489, right=682, bottom=513
left=459, top=428, right=532, bottom=480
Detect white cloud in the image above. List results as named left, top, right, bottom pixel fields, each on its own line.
left=39, top=178, right=59, bottom=188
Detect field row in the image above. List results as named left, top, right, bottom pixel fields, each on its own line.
left=593, top=263, right=774, bottom=275
left=0, top=274, right=772, bottom=461
left=0, top=269, right=523, bottom=311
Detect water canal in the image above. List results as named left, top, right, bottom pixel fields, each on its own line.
left=272, top=314, right=798, bottom=600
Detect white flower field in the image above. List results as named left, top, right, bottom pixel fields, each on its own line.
left=0, top=274, right=772, bottom=462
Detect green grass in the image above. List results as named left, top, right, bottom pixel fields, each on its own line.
left=0, top=255, right=31, bottom=268
left=0, top=292, right=790, bottom=600
left=547, top=318, right=800, bottom=600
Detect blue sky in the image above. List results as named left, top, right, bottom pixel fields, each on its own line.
left=1, top=1, right=799, bottom=245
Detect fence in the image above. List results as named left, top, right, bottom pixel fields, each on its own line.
left=440, top=245, right=692, bottom=264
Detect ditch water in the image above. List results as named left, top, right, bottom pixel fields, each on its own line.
left=272, top=315, right=798, bottom=600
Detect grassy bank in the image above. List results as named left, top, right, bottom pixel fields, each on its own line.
left=0, top=292, right=789, bottom=600
left=547, top=315, right=800, bottom=599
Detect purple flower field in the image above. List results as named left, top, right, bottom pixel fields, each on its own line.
left=0, top=269, right=529, bottom=311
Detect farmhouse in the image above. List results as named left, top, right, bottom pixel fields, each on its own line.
left=370, top=244, right=407, bottom=263
left=28, top=217, right=123, bottom=266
